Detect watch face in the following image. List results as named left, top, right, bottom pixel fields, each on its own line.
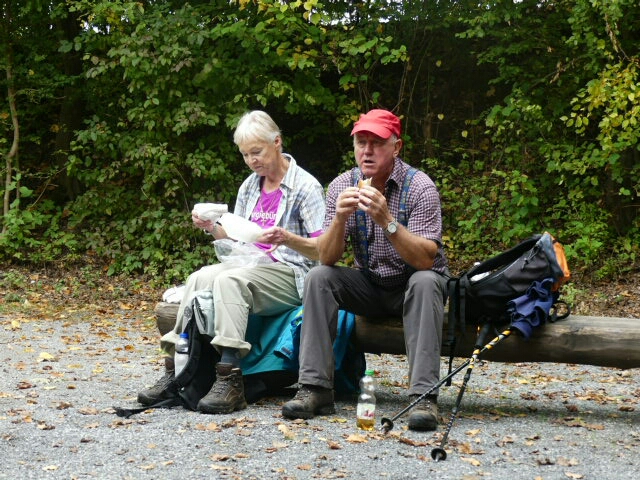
left=386, top=221, right=397, bottom=234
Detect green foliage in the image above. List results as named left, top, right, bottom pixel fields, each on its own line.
left=0, top=193, right=80, bottom=263
left=58, top=0, right=406, bottom=279
left=451, top=0, right=640, bottom=275
left=2, top=0, right=639, bottom=283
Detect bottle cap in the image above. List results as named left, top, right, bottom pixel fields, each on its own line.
left=179, top=332, right=189, bottom=339
left=365, top=369, right=375, bottom=376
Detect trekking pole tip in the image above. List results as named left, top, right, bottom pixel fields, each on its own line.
left=380, top=417, right=394, bottom=433
left=431, top=447, right=447, bottom=462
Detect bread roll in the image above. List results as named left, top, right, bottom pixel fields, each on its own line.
left=358, top=177, right=372, bottom=189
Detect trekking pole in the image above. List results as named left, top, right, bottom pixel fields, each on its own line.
left=430, top=325, right=513, bottom=462
left=380, top=323, right=496, bottom=433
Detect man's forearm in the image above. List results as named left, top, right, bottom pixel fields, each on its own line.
left=317, top=220, right=347, bottom=265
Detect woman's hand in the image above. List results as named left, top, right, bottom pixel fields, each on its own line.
left=257, top=226, right=288, bottom=252
left=192, top=213, right=215, bottom=232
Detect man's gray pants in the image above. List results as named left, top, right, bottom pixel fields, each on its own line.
left=298, top=265, right=447, bottom=396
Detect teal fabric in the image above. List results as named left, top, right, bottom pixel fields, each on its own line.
left=240, top=306, right=363, bottom=393
left=241, top=307, right=302, bottom=375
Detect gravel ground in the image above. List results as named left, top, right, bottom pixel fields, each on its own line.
left=1, top=313, right=638, bottom=480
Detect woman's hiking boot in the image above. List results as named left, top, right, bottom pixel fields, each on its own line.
left=197, top=363, right=247, bottom=414
left=137, top=357, right=178, bottom=406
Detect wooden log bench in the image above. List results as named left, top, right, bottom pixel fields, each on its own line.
left=154, top=302, right=640, bottom=370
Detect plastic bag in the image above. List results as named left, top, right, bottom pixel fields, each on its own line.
left=214, top=239, right=272, bottom=268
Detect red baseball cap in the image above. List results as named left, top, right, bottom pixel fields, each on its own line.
left=350, top=109, right=402, bottom=139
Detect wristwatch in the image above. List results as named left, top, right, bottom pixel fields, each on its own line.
left=384, top=220, right=398, bottom=237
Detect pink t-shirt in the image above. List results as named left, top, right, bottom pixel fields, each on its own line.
left=251, top=188, right=281, bottom=229
left=251, top=188, right=282, bottom=253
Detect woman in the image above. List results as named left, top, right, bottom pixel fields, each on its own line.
left=138, top=111, right=325, bottom=414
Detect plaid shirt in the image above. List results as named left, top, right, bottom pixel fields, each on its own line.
left=324, top=158, right=448, bottom=288
left=234, top=155, right=325, bottom=297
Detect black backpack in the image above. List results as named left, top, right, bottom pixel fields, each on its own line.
left=114, top=297, right=219, bottom=418
left=444, top=232, right=571, bottom=377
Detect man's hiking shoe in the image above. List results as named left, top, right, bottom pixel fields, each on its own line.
left=197, top=363, right=247, bottom=414
left=282, top=385, right=335, bottom=419
left=408, top=395, right=438, bottom=431
left=137, top=357, right=178, bottom=406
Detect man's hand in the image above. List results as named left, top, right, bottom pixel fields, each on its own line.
left=357, top=185, right=392, bottom=227
left=335, top=186, right=361, bottom=222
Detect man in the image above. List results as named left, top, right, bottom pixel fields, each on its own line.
left=282, top=109, right=448, bottom=431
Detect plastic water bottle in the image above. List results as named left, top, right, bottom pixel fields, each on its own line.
left=356, top=369, right=377, bottom=431
left=174, top=332, right=189, bottom=376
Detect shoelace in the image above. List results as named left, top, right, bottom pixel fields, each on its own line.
left=152, top=372, right=174, bottom=389
left=211, top=373, right=236, bottom=395
left=294, top=387, right=313, bottom=400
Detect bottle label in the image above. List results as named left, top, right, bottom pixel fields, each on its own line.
left=356, top=403, right=375, bottom=419
left=174, top=352, right=189, bottom=376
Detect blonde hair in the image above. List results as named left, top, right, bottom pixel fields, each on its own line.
left=233, top=111, right=282, bottom=152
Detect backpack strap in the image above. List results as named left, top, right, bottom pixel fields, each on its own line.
left=444, top=276, right=460, bottom=385
left=352, top=168, right=370, bottom=274
left=398, top=167, right=418, bottom=227
left=113, top=396, right=181, bottom=418
left=464, top=235, right=541, bottom=280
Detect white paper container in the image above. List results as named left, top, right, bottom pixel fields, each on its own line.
left=193, top=203, right=228, bottom=221
left=217, top=213, right=263, bottom=243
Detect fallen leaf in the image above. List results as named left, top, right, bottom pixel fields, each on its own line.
left=557, top=457, right=579, bottom=467
left=39, top=352, right=56, bottom=361
left=329, top=417, right=348, bottom=424
left=278, top=424, right=296, bottom=440
left=458, top=442, right=484, bottom=455
left=210, top=454, right=230, bottom=461
left=460, top=456, right=481, bottom=466
left=195, top=422, right=220, bottom=432
left=397, top=436, right=428, bottom=447
left=78, top=407, right=99, bottom=415
left=565, top=472, right=584, bottom=479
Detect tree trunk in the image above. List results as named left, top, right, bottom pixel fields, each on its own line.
left=52, top=6, right=84, bottom=201
left=2, top=2, right=19, bottom=233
